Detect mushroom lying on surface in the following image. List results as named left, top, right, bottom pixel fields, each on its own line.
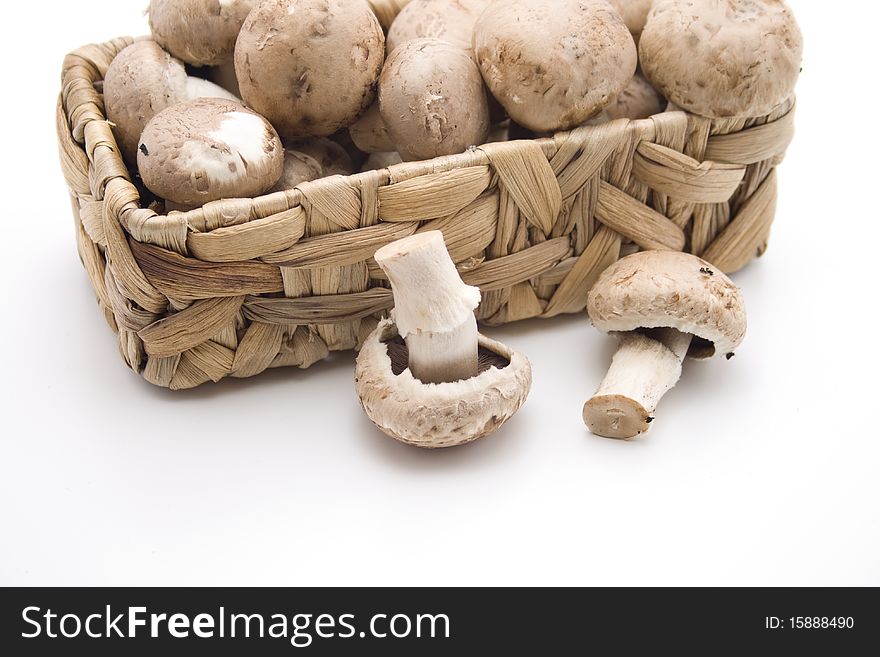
left=356, top=231, right=532, bottom=448
left=235, top=0, right=385, bottom=140
left=379, top=38, right=490, bottom=161
left=104, top=40, right=237, bottom=164
left=639, top=0, right=803, bottom=118
left=584, top=251, right=747, bottom=440
left=149, top=0, right=255, bottom=67
left=386, top=0, right=489, bottom=55
left=137, top=98, right=284, bottom=209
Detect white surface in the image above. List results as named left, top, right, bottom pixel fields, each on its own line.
left=1, top=1, right=877, bottom=586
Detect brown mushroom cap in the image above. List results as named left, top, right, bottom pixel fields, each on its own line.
left=379, top=38, right=490, bottom=161
left=235, top=0, right=385, bottom=140
left=104, top=41, right=190, bottom=165
left=604, top=71, right=666, bottom=120
left=386, top=0, right=490, bottom=54
left=607, top=0, right=653, bottom=41
left=356, top=319, right=532, bottom=448
left=474, top=0, right=637, bottom=133
left=639, top=0, right=803, bottom=118
left=269, top=150, right=324, bottom=193
left=287, top=138, right=354, bottom=177
left=137, top=98, right=284, bottom=207
left=349, top=103, right=395, bottom=153
left=587, top=251, right=747, bottom=359
left=149, top=0, right=255, bottom=67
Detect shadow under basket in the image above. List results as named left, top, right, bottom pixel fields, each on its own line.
left=57, top=36, right=795, bottom=391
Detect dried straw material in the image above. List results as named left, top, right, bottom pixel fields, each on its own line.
left=58, top=28, right=795, bottom=390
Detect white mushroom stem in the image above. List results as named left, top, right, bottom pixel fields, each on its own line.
left=583, top=328, right=693, bottom=440
left=374, top=231, right=482, bottom=385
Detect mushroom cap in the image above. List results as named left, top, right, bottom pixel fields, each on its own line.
left=587, top=251, right=747, bottom=359
left=355, top=319, right=532, bottom=448
left=639, top=0, right=803, bottom=118
left=349, top=103, right=395, bottom=154
left=104, top=40, right=189, bottom=165
left=361, top=151, right=403, bottom=171
left=235, top=0, right=385, bottom=140
left=474, top=0, right=637, bottom=133
left=379, top=38, right=490, bottom=161
left=604, top=71, right=666, bottom=120
left=287, top=138, right=354, bottom=177
left=386, top=0, right=490, bottom=54
left=269, top=149, right=324, bottom=193
left=607, top=0, right=653, bottom=40
left=149, top=0, right=255, bottom=67
left=137, top=97, right=284, bottom=207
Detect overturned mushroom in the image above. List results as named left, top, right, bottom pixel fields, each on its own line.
left=104, top=40, right=236, bottom=164
left=356, top=231, right=532, bottom=448
left=639, top=0, right=803, bottom=118
left=138, top=98, right=284, bottom=208
left=584, top=251, right=747, bottom=440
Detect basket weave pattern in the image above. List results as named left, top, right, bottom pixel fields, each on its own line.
left=58, top=36, right=795, bottom=390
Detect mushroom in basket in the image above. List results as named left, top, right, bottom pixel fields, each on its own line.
left=355, top=232, right=532, bottom=449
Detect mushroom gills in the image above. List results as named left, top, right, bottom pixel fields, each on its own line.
left=583, top=328, right=693, bottom=440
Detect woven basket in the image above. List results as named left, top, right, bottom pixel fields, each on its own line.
left=57, top=33, right=795, bottom=390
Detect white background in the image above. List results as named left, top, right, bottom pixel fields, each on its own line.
left=0, top=1, right=877, bottom=586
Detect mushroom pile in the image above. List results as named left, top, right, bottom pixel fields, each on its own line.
left=98, top=0, right=802, bottom=446
left=106, top=0, right=802, bottom=208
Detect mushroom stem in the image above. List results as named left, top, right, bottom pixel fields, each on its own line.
left=583, top=328, right=693, bottom=439
left=374, top=231, right=482, bottom=384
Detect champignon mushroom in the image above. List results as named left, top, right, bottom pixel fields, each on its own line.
left=349, top=103, right=395, bottom=154
left=356, top=231, right=532, bottom=448
left=639, top=0, right=803, bottom=118
left=149, top=0, right=255, bottom=67
left=234, top=0, right=385, bottom=140
left=104, top=40, right=236, bottom=164
left=584, top=250, right=747, bottom=439
left=269, top=150, right=324, bottom=193
left=287, top=138, right=354, bottom=177
left=474, top=0, right=637, bottom=132
left=379, top=38, right=490, bottom=161
left=137, top=97, right=284, bottom=208
left=386, top=0, right=490, bottom=55
left=360, top=151, right=404, bottom=171
left=604, top=72, right=666, bottom=120
left=607, top=0, right=653, bottom=44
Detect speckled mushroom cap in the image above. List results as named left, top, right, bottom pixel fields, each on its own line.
left=587, top=251, right=747, bottom=359
left=104, top=41, right=190, bottom=165
left=137, top=97, right=284, bottom=207
left=639, top=0, right=803, bottom=118
left=149, top=0, right=255, bottom=67
left=235, top=0, right=385, bottom=140
left=356, top=319, right=532, bottom=448
left=386, top=0, right=490, bottom=54
left=379, top=38, right=490, bottom=161
left=474, top=0, right=637, bottom=132
left=608, top=0, right=653, bottom=41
